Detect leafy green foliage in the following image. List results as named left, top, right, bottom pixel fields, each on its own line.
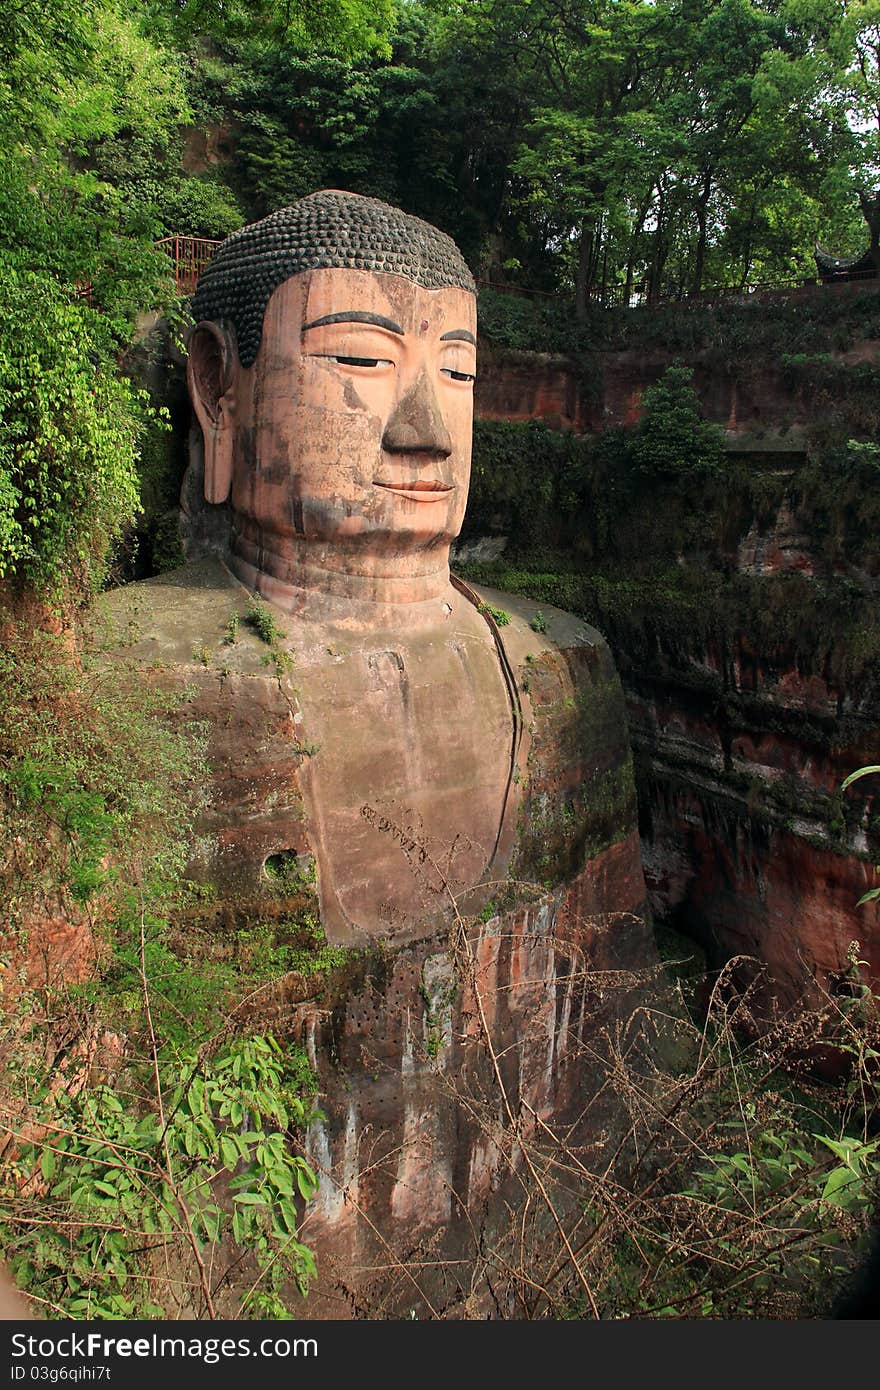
left=0, top=0, right=189, bottom=331
left=477, top=602, right=510, bottom=626
left=466, top=418, right=584, bottom=555
left=480, top=284, right=880, bottom=361
left=8, top=0, right=860, bottom=330
left=142, top=0, right=394, bottom=58
left=0, top=619, right=324, bottom=1318
left=90, top=138, right=245, bottom=241
left=465, top=407, right=725, bottom=569
left=0, top=273, right=146, bottom=592
left=0, top=0, right=193, bottom=594
left=244, top=599, right=293, bottom=678
left=245, top=597, right=285, bottom=646
left=476, top=290, right=602, bottom=354
left=2, top=1033, right=319, bottom=1318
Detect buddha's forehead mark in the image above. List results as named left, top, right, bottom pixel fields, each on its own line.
left=302, top=310, right=404, bottom=336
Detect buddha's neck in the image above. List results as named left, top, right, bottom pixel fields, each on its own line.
left=228, top=529, right=458, bottom=630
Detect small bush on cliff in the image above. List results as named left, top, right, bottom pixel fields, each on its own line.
left=631, top=365, right=726, bottom=482
left=245, top=597, right=285, bottom=645
left=1, top=1019, right=319, bottom=1317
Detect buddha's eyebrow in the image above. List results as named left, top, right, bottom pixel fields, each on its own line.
left=301, top=311, right=404, bottom=335
left=440, top=329, right=476, bottom=345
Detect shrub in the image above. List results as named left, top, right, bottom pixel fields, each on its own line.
left=631, top=365, right=727, bottom=481
left=1, top=1025, right=319, bottom=1318
left=0, top=270, right=147, bottom=594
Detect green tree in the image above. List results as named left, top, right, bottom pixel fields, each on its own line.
left=820, top=0, right=880, bottom=257
left=0, top=275, right=144, bottom=591
left=141, top=0, right=395, bottom=56
left=632, top=366, right=727, bottom=481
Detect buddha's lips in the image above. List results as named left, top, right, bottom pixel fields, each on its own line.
left=373, top=480, right=453, bottom=503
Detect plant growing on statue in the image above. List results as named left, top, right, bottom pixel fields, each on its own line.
left=477, top=601, right=511, bottom=626
left=261, top=647, right=293, bottom=679
left=245, top=598, right=284, bottom=645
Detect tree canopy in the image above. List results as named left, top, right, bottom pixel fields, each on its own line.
left=169, top=0, right=880, bottom=309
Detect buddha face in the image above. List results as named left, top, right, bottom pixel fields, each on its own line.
left=226, top=268, right=477, bottom=567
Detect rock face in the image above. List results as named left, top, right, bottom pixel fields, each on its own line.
left=476, top=349, right=586, bottom=432
left=470, top=298, right=880, bottom=1007
left=475, top=287, right=880, bottom=450
left=627, top=613, right=880, bottom=1007
left=100, top=560, right=647, bottom=1315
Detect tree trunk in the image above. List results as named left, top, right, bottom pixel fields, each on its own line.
left=575, top=218, right=595, bottom=321
left=738, top=192, right=758, bottom=290
left=624, top=193, right=652, bottom=307
left=691, top=170, right=712, bottom=294
left=648, top=187, right=666, bottom=303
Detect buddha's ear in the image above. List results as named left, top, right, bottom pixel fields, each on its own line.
left=187, top=321, right=238, bottom=504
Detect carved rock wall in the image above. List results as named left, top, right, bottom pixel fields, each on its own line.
left=627, top=649, right=880, bottom=1004
left=475, top=330, right=880, bottom=446
left=475, top=350, right=586, bottom=432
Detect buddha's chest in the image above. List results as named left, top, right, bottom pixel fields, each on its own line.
left=294, top=624, right=519, bottom=942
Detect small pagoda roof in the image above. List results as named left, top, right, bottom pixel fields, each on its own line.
left=815, top=243, right=878, bottom=279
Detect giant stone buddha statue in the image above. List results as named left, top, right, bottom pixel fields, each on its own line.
left=186, top=190, right=523, bottom=942
left=103, top=191, right=649, bottom=1316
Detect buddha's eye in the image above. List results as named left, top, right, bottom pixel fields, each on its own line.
left=328, top=355, right=393, bottom=368
left=440, top=367, right=476, bottom=383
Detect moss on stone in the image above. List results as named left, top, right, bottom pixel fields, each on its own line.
left=513, top=756, right=636, bottom=887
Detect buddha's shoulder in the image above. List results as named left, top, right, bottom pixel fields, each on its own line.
left=461, top=580, right=613, bottom=669
left=93, top=557, right=269, bottom=672
left=462, top=582, right=630, bottom=768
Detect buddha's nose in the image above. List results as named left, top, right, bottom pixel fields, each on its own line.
left=381, top=371, right=453, bottom=457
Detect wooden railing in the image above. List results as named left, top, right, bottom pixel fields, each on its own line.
left=155, top=235, right=222, bottom=296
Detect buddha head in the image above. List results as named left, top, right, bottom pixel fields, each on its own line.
left=187, top=190, right=477, bottom=608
